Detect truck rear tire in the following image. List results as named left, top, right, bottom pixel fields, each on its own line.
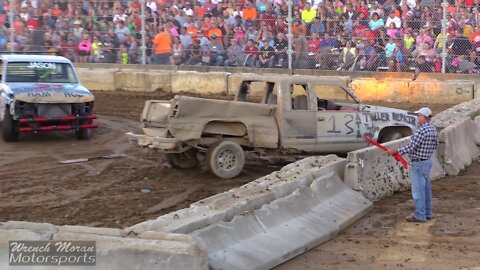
left=166, top=149, right=199, bottom=169
left=2, top=109, right=19, bottom=142
left=206, top=140, right=245, bottom=179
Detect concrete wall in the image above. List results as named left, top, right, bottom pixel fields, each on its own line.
left=0, top=221, right=208, bottom=270
left=350, top=78, right=474, bottom=104
left=74, top=64, right=479, bottom=104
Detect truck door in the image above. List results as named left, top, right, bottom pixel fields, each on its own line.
left=281, top=83, right=316, bottom=151
left=314, top=84, right=371, bottom=152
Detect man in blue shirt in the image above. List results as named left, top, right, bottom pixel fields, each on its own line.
left=389, top=107, right=438, bottom=223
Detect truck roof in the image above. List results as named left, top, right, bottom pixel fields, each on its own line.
left=234, top=73, right=347, bottom=86
left=0, top=54, right=72, bottom=63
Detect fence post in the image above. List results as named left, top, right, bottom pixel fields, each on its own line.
left=140, top=0, right=147, bottom=65
left=441, top=0, right=448, bottom=73
left=8, top=0, right=13, bottom=52
left=286, top=0, right=293, bottom=70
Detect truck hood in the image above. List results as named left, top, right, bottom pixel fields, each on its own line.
left=8, top=83, right=94, bottom=103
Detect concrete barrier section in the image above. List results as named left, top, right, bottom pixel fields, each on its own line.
left=409, top=80, right=474, bottom=104
left=114, top=69, right=165, bottom=92
left=344, top=137, right=445, bottom=202
left=127, top=206, right=228, bottom=235
left=350, top=78, right=474, bottom=104
left=171, top=71, right=228, bottom=94
left=191, top=172, right=372, bottom=270
left=437, top=117, right=480, bottom=175
left=474, top=116, right=480, bottom=145
left=432, top=98, right=480, bottom=129
left=126, top=155, right=346, bottom=235
left=344, top=138, right=410, bottom=202
left=54, top=227, right=208, bottom=270
left=77, top=68, right=117, bottom=91
left=0, top=222, right=208, bottom=270
left=148, top=71, right=172, bottom=92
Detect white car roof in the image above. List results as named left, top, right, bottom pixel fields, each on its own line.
left=0, top=54, right=72, bottom=63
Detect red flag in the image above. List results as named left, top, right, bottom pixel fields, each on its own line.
left=364, top=136, right=408, bottom=169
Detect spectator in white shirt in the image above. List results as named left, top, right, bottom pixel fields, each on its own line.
left=146, top=0, right=157, bottom=13
left=399, top=0, right=416, bottom=9
left=385, top=9, right=402, bottom=28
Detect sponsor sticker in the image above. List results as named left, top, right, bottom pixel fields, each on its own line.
left=9, top=240, right=96, bottom=266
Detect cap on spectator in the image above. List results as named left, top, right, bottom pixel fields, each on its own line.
left=414, top=107, right=432, bottom=117
left=211, top=33, right=217, bottom=39
left=74, top=20, right=81, bottom=25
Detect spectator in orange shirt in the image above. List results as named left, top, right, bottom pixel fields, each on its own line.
left=292, top=20, right=307, bottom=36
left=208, top=23, right=222, bottom=40
left=187, top=23, right=199, bottom=39
left=153, top=26, right=173, bottom=65
left=242, top=2, right=258, bottom=21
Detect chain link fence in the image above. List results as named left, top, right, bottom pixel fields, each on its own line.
left=4, top=0, right=479, bottom=73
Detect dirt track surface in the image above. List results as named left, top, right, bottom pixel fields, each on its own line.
left=0, top=90, right=478, bottom=269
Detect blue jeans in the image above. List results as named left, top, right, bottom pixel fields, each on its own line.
left=410, top=159, right=433, bottom=220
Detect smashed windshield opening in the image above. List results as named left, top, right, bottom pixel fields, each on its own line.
left=6, top=62, right=78, bottom=83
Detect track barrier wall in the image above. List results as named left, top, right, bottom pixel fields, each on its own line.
left=75, top=67, right=478, bottom=105
left=0, top=221, right=208, bottom=270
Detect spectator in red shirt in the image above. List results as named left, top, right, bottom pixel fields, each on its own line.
left=244, top=38, right=259, bottom=67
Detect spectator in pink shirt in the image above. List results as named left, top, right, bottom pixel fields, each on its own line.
left=77, top=34, right=92, bottom=63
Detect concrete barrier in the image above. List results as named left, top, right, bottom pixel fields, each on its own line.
left=344, top=137, right=445, bottom=202
left=77, top=68, right=117, bottom=91
left=350, top=78, right=474, bottom=104
left=409, top=80, right=474, bottom=104
left=0, top=222, right=208, bottom=270
left=432, top=98, right=480, bottom=129
left=191, top=171, right=372, bottom=270
left=171, top=71, right=228, bottom=94
left=126, top=155, right=346, bottom=235
left=474, top=116, right=480, bottom=145
left=113, top=69, right=172, bottom=92
left=437, top=118, right=480, bottom=175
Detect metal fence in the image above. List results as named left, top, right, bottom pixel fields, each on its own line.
left=5, top=0, right=479, bottom=74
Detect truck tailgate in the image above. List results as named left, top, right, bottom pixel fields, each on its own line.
left=141, top=100, right=171, bottom=128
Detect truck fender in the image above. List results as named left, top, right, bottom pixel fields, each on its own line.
left=377, top=126, right=413, bottom=143
left=202, top=121, right=248, bottom=137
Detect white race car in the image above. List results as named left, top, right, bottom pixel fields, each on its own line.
left=0, top=54, right=96, bottom=141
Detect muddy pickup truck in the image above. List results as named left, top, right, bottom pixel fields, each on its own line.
left=127, top=74, right=417, bottom=179
left=0, top=54, right=96, bottom=141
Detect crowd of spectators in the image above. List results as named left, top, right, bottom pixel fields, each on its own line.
left=2, top=0, right=479, bottom=73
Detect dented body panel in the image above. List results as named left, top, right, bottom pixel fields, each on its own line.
left=128, top=74, right=417, bottom=155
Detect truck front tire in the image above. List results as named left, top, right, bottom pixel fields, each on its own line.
left=2, top=109, right=19, bottom=142
left=166, top=149, right=199, bottom=169
left=76, top=128, right=92, bottom=140
left=206, top=140, right=245, bottom=179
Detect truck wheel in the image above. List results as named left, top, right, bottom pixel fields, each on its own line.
left=379, top=131, right=403, bottom=143
left=166, top=149, right=199, bottom=169
left=2, top=109, right=19, bottom=142
left=206, top=140, right=245, bottom=179
left=76, top=128, right=92, bottom=140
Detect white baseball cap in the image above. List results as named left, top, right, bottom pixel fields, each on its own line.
left=414, top=107, right=432, bottom=117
